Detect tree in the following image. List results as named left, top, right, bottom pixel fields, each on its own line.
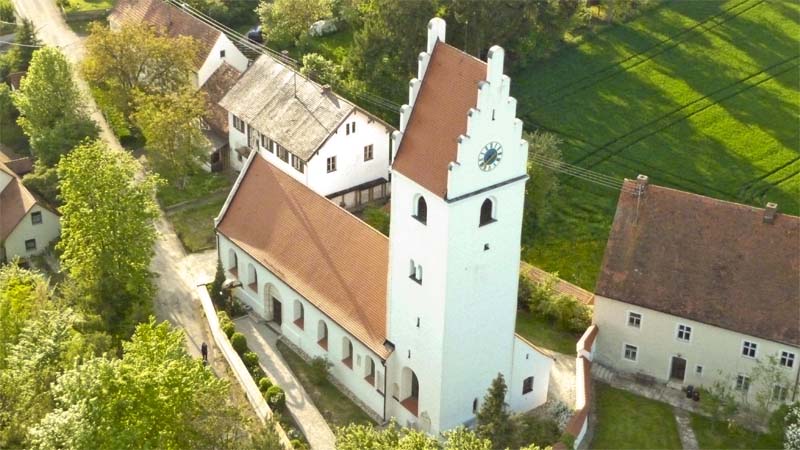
left=257, top=0, right=333, bottom=46
left=301, top=53, right=345, bottom=89
left=81, top=22, right=199, bottom=125
left=12, top=47, right=98, bottom=166
left=700, top=372, right=739, bottom=427
left=211, top=258, right=227, bottom=307
left=132, top=88, right=208, bottom=187
left=28, top=318, right=252, bottom=450
left=785, top=404, right=800, bottom=450
left=0, top=262, right=49, bottom=368
left=57, top=140, right=161, bottom=338
left=22, top=163, right=60, bottom=206
left=0, top=19, right=41, bottom=81
left=523, top=131, right=561, bottom=234
left=335, top=421, right=493, bottom=449
left=475, top=373, right=512, bottom=448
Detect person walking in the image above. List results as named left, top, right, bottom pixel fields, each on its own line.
left=201, top=342, right=208, bottom=363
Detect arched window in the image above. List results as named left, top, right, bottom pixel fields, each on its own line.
left=414, top=196, right=427, bottom=224
left=400, top=367, right=420, bottom=416
left=228, top=249, right=238, bottom=276
left=247, top=264, right=258, bottom=292
left=317, top=320, right=328, bottom=350
left=364, top=357, right=376, bottom=385
left=342, top=337, right=353, bottom=369
left=293, top=300, right=304, bottom=329
left=479, top=198, right=495, bottom=226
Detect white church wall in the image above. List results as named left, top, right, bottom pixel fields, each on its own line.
left=217, top=234, right=385, bottom=418
left=508, top=336, right=552, bottom=413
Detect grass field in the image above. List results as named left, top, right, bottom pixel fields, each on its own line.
left=63, top=0, right=115, bottom=12
left=166, top=194, right=226, bottom=253
left=515, top=311, right=580, bottom=355
left=591, top=383, right=682, bottom=449
left=513, top=0, right=800, bottom=289
left=690, top=414, right=781, bottom=449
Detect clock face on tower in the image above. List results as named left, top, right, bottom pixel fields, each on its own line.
left=478, top=141, right=503, bottom=172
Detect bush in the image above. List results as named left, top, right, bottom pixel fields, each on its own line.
left=242, top=351, right=260, bottom=370
left=258, top=377, right=273, bottom=393
left=230, top=332, right=248, bottom=355
left=520, top=272, right=592, bottom=333
left=308, top=356, right=332, bottom=384
left=291, top=439, right=309, bottom=450
left=220, top=320, right=235, bottom=339
left=266, top=385, right=286, bottom=411
left=518, top=276, right=535, bottom=311
left=510, top=414, right=561, bottom=448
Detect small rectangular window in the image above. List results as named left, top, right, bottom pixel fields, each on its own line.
left=261, top=134, right=271, bottom=151
left=31, top=211, right=42, bottom=225
left=220, top=49, right=226, bottom=58
left=232, top=115, right=245, bottom=133
left=695, top=365, right=703, bottom=375
left=623, top=344, right=638, bottom=361
left=277, top=145, right=289, bottom=163
left=346, top=123, right=350, bottom=135
left=780, top=351, right=795, bottom=368
left=291, top=154, right=305, bottom=173
left=735, top=374, right=751, bottom=392
left=677, top=324, right=692, bottom=342
left=351, top=121, right=356, bottom=133
left=364, top=144, right=373, bottom=161
left=326, top=156, right=337, bottom=173
left=742, top=341, right=757, bottom=358
left=522, top=376, right=534, bottom=394
left=25, top=239, right=36, bottom=251
left=628, top=312, right=641, bottom=329
left=773, top=385, right=788, bottom=402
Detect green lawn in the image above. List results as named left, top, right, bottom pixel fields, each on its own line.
left=591, top=383, right=682, bottom=450
left=276, top=340, right=374, bottom=429
left=515, top=310, right=580, bottom=355
left=166, top=194, right=226, bottom=253
left=63, top=0, right=115, bottom=12
left=690, top=414, right=782, bottom=449
left=513, top=0, right=800, bottom=289
left=157, top=171, right=232, bottom=208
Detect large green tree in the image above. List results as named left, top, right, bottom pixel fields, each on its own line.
left=335, top=422, right=492, bottom=449
left=257, top=0, right=333, bottom=46
left=81, top=22, right=199, bottom=126
left=475, top=373, right=512, bottom=449
left=27, top=318, right=252, bottom=450
left=0, top=19, right=41, bottom=81
left=132, top=88, right=208, bottom=187
left=57, top=140, right=160, bottom=338
left=0, top=263, right=49, bottom=368
left=522, top=131, right=562, bottom=234
left=11, top=47, right=98, bottom=166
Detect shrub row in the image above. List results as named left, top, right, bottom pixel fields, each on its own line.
left=518, top=273, right=592, bottom=333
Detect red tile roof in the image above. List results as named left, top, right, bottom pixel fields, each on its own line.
left=597, top=180, right=800, bottom=346
left=392, top=41, right=486, bottom=199
left=109, top=0, right=221, bottom=68
left=217, top=157, right=390, bottom=357
left=0, top=161, right=37, bottom=242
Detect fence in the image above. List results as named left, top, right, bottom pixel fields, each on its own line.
left=554, top=324, right=598, bottom=450
left=196, top=285, right=294, bottom=449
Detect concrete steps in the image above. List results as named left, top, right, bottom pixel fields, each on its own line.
left=590, top=362, right=617, bottom=384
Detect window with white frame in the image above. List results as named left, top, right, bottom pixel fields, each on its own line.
left=772, top=384, right=788, bottom=402
left=261, top=134, right=272, bottom=151
left=735, top=374, right=751, bottom=392
left=326, top=156, right=337, bottom=173
left=232, top=115, right=245, bottom=133
left=742, top=341, right=757, bottom=358
left=364, top=144, right=373, bottom=161
left=623, top=344, right=638, bottom=361
left=677, top=324, right=692, bottom=342
left=627, top=312, right=641, bottom=328
left=291, top=154, right=305, bottom=173
left=277, top=145, right=289, bottom=163
left=780, top=351, right=795, bottom=368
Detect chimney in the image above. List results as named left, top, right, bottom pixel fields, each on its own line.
left=763, top=202, right=778, bottom=224
left=634, top=174, right=648, bottom=197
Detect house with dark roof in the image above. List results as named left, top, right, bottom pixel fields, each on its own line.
left=199, top=62, right=242, bottom=171
left=0, top=161, right=60, bottom=262
left=215, top=18, right=552, bottom=435
left=109, top=0, right=248, bottom=87
left=219, top=55, right=395, bottom=210
left=593, top=175, right=800, bottom=407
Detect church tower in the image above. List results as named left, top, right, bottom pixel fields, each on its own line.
left=385, top=18, right=550, bottom=434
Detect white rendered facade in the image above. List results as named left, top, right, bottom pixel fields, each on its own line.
left=227, top=109, right=391, bottom=203
left=384, top=19, right=551, bottom=434
left=2, top=205, right=60, bottom=261
left=196, top=34, right=248, bottom=87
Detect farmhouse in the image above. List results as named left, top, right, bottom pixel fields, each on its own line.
left=109, top=0, right=248, bottom=87
left=215, top=18, right=552, bottom=434
left=218, top=55, right=394, bottom=210
left=0, top=161, right=60, bottom=263
left=593, top=175, right=800, bottom=407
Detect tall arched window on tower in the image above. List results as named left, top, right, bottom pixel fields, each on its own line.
left=479, top=198, right=495, bottom=226
left=413, top=196, right=427, bottom=224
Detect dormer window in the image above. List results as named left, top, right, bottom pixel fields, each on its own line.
left=479, top=198, right=495, bottom=226
left=413, top=196, right=427, bottom=224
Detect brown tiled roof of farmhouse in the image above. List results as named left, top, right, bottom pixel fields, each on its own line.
left=201, top=62, right=241, bottom=134
left=109, top=0, right=220, bottom=68
left=392, top=40, right=486, bottom=199
left=597, top=180, right=800, bottom=346
left=217, top=157, right=390, bottom=357
left=0, top=161, right=37, bottom=242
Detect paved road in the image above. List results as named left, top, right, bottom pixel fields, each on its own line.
left=11, top=0, right=220, bottom=363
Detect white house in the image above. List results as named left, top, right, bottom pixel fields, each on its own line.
left=108, top=0, right=249, bottom=87
left=0, top=162, right=60, bottom=262
left=593, top=176, right=800, bottom=408
left=215, top=18, right=552, bottom=436
left=218, top=55, right=395, bottom=210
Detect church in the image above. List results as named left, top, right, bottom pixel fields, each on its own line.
left=214, top=18, right=552, bottom=434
